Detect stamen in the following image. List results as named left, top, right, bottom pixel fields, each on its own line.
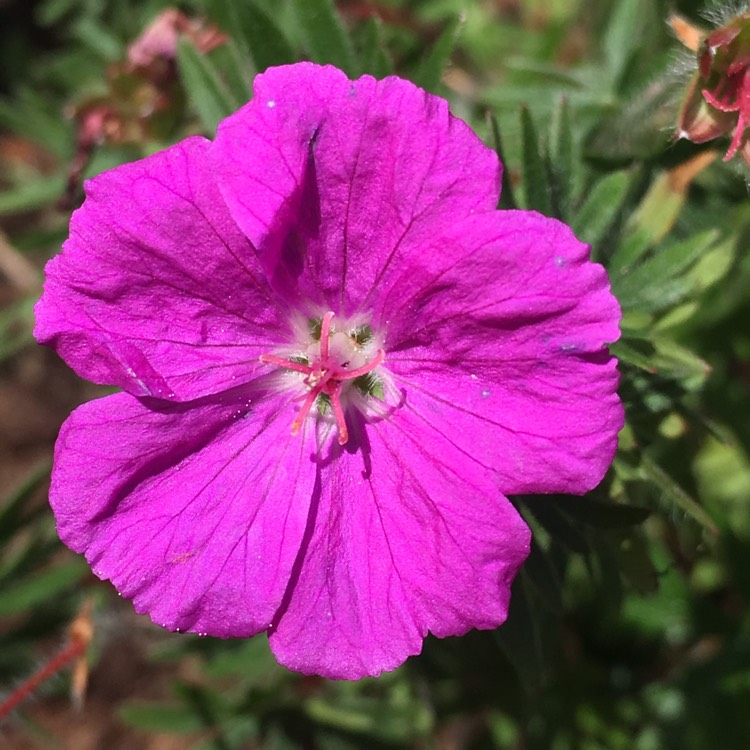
left=260, top=311, right=385, bottom=445
left=328, top=383, right=349, bottom=445
left=291, top=388, right=320, bottom=436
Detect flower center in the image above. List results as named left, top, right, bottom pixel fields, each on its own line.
left=259, top=311, right=385, bottom=445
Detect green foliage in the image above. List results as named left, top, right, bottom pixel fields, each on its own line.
left=413, top=16, right=461, bottom=93
left=217, top=0, right=296, bottom=72
left=290, top=0, right=357, bottom=75
left=2, top=0, right=750, bottom=748
left=177, top=38, right=240, bottom=132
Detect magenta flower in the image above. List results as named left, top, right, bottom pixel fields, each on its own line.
left=35, top=63, right=622, bottom=679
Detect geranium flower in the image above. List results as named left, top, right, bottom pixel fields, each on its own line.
left=35, top=63, right=622, bottom=679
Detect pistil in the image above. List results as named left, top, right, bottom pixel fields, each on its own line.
left=260, top=312, right=385, bottom=445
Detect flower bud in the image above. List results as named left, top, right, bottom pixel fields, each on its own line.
left=675, top=10, right=750, bottom=164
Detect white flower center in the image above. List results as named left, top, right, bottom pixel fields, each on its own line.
left=260, top=311, right=386, bottom=445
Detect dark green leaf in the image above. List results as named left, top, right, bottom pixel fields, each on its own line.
left=519, top=106, right=552, bottom=214
left=555, top=495, right=651, bottom=529
left=571, top=171, right=632, bottom=255
left=291, top=0, right=357, bottom=75
left=0, top=296, right=36, bottom=360
left=603, top=0, right=641, bottom=84
left=119, top=701, right=207, bottom=733
left=0, top=90, right=74, bottom=158
left=0, top=175, right=66, bottom=215
left=488, top=112, right=516, bottom=210
left=177, top=38, right=238, bottom=132
left=641, top=453, right=718, bottom=534
left=648, top=337, right=712, bottom=386
left=0, top=463, right=50, bottom=546
left=522, top=497, right=591, bottom=556
left=494, top=571, right=547, bottom=692
left=414, top=18, right=461, bottom=93
left=609, top=339, right=657, bottom=373
left=358, top=17, right=393, bottom=78
left=548, top=97, right=574, bottom=220
left=206, top=41, right=254, bottom=102
left=618, top=276, right=694, bottom=314
left=0, top=559, right=88, bottom=616
left=522, top=540, right=564, bottom=613
left=220, top=0, right=295, bottom=72
left=611, top=530, right=659, bottom=594
left=608, top=227, right=652, bottom=275
left=614, top=230, right=719, bottom=310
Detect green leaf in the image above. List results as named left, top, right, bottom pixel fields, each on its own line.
left=626, top=170, right=687, bottom=247
left=571, top=171, right=631, bottom=254
left=588, top=534, right=624, bottom=605
left=649, top=337, right=711, bottom=387
left=36, top=0, right=81, bottom=26
left=358, top=17, right=393, bottom=78
left=172, top=682, right=228, bottom=733
left=0, top=90, right=74, bottom=159
left=0, top=559, right=88, bottom=616
left=220, top=0, right=295, bottom=71
left=72, top=17, right=123, bottom=61
left=613, top=229, right=719, bottom=311
left=618, top=277, right=694, bottom=315
left=519, top=106, right=552, bottom=215
left=119, top=701, right=206, bottom=733
left=612, top=530, right=659, bottom=594
left=603, top=0, right=641, bottom=83
left=206, top=42, right=254, bottom=103
left=291, top=0, right=357, bottom=75
left=608, top=227, right=652, bottom=275
left=685, top=233, right=736, bottom=291
left=0, top=175, right=66, bottom=216
left=304, top=691, right=432, bottom=744
left=610, top=339, right=657, bottom=373
left=555, top=495, right=651, bottom=529
left=615, top=334, right=711, bottom=386
left=641, top=453, right=718, bottom=534
left=414, top=17, right=461, bottom=93
left=0, top=296, right=36, bottom=360
left=522, top=540, right=564, bottom=613
left=488, top=113, right=516, bottom=210
left=548, top=97, right=574, bottom=220
left=177, top=38, right=238, bottom=132
left=494, top=571, right=547, bottom=692
left=522, top=497, right=591, bottom=556
left=0, top=463, right=50, bottom=546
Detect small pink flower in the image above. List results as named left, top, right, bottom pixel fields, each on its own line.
left=127, top=7, right=226, bottom=69
left=35, top=64, right=622, bottom=679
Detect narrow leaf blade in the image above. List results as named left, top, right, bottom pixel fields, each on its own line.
left=641, top=454, right=718, bottom=534
left=222, top=0, right=296, bottom=71
left=291, top=0, right=357, bottom=75
left=520, top=106, right=552, bottom=215
left=177, top=38, right=237, bottom=132
left=414, top=18, right=461, bottom=93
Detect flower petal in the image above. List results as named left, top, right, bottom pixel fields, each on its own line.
left=212, top=62, right=500, bottom=314
left=35, top=136, right=279, bottom=401
left=380, top=210, right=623, bottom=495
left=50, top=390, right=316, bottom=636
left=268, top=412, right=530, bottom=679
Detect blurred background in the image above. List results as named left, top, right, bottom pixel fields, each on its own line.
left=2, top=0, right=750, bottom=748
